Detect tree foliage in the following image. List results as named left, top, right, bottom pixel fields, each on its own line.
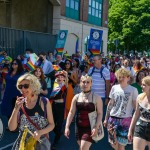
left=108, top=0, right=150, bottom=52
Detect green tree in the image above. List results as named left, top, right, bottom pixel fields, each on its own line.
left=108, top=0, right=150, bottom=53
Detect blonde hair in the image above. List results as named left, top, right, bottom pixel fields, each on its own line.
left=17, top=73, right=41, bottom=95
left=80, top=74, right=92, bottom=83
left=139, top=76, right=150, bottom=101
left=115, top=68, right=131, bottom=79
left=80, top=74, right=92, bottom=90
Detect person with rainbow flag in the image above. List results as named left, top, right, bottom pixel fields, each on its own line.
left=50, top=70, right=68, bottom=150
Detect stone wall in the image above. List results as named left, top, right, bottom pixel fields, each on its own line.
left=0, top=0, right=53, bottom=33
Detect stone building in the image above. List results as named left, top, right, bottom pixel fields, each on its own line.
left=0, top=0, right=108, bottom=56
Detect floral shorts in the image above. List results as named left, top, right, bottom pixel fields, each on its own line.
left=107, top=116, right=132, bottom=146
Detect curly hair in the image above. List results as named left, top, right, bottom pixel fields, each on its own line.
left=115, top=68, right=131, bottom=79
left=17, top=73, right=41, bottom=95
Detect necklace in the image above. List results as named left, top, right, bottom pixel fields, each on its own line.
left=82, top=91, right=91, bottom=103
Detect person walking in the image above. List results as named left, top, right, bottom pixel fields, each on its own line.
left=88, top=54, right=110, bottom=106
left=50, top=70, right=68, bottom=150
left=103, top=68, right=138, bottom=150
left=128, top=76, right=150, bottom=150
left=1, top=59, right=24, bottom=119
left=64, top=74, right=103, bottom=150
left=8, top=73, right=54, bottom=150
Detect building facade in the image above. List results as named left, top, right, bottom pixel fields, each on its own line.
left=54, top=0, right=109, bottom=56
left=0, top=0, right=108, bottom=56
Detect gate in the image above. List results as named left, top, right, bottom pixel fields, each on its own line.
left=0, top=27, right=57, bottom=58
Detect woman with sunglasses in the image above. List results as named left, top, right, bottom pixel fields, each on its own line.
left=1, top=59, right=24, bottom=119
left=32, top=66, right=48, bottom=96
left=8, top=73, right=54, bottom=150
left=64, top=59, right=77, bottom=119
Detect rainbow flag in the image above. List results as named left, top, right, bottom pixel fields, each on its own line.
left=89, top=49, right=100, bottom=55
left=56, top=48, right=64, bottom=56
left=50, top=81, right=62, bottom=98
left=24, top=61, right=35, bottom=71
left=53, top=65, right=62, bottom=71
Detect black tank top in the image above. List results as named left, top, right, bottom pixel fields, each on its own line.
left=21, top=96, right=44, bottom=117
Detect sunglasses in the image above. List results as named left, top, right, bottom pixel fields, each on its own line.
left=18, top=84, right=29, bottom=89
left=12, top=63, right=18, bottom=65
left=65, top=63, right=70, bottom=65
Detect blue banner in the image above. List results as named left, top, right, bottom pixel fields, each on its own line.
left=55, top=30, right=68, bottom=56
left=88, top=28, right=103, bottom=55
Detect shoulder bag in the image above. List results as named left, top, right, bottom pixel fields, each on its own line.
left=88, top=93, right=104, bottom=142
left=21, top=104, right=51, bottom=150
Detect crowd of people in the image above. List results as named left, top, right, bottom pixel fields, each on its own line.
left=0, top=49, right=150, bottom=150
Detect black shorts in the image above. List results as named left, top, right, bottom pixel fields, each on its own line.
left=134, top=119, right=150, bottom=141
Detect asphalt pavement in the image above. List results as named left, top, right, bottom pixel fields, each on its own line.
left=0, top=115, right=133, bottom=150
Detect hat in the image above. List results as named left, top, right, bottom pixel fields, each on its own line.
left=55, top=71, right=65, bottom=77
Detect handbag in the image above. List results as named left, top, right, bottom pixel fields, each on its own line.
left=19, top=127, right=37, bottom=150
left=21, top=106, right=51, bottom=150
left=88, top=94, right=104, bottom=142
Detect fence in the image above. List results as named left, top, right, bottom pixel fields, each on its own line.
left=0, top=27, right=57, bottom=58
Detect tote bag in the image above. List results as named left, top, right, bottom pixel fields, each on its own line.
left=88, top=94, right=104, bottom=142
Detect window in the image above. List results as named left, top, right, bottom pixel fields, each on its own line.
left=88, top=0, right=103, bottom=26
left=66, top=0, right=79, bottom=20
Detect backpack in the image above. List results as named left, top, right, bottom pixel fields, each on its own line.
left=89, top=66, right=106, bottom=81
left=89, top=66, right=106, bottom=91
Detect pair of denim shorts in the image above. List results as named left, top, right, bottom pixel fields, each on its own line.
left=134, top=119, right=150, bottom=141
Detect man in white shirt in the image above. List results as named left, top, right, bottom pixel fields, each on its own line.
left=122, top=59, right=135, bottom=83
left=88, top=54, right=110, bottom=105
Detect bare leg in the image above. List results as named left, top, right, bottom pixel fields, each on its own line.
left=118, top=144, right=125, bottom=150
left=80, top=140, right=92, bottom=150
left=133, top=137, right=146, bottom=150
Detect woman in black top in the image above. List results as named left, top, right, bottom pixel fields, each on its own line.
left=50, top=70, right=68, bottom=150
left=8, top=73, right=54, bottom=150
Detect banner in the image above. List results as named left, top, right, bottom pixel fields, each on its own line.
left=55, top=30, right=68, bottom=56
left=88, top=28, right=103, bottom=55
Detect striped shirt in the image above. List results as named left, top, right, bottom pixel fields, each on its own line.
left=88, top=67, right=110, bottom=98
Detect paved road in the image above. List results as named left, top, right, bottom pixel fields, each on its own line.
left=0, top=115, right=133, bottom=150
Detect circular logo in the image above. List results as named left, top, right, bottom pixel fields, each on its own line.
left=92, top=31, right=100, bottom=40
left=0, top=117, right=4, bottom=141
left=59, top=32, right=66, bottom=39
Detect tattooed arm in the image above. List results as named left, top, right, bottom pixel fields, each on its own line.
left=103, top=99, right=114, bottom=127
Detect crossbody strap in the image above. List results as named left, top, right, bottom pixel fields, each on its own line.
left=21, top=106, right=49, bottom=141
left=92, top=92, right=97, bottom=112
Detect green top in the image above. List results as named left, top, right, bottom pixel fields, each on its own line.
left=131, top=83, right=142, bottom=94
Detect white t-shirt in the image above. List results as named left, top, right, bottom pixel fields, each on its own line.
left=109, top=84, right=138, bottom=118
left=88, top=67, right=110, bottom=98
